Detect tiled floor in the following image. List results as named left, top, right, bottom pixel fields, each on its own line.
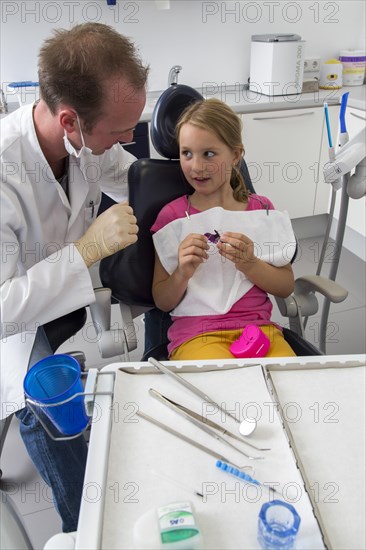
left=1, top=236, right=365, bottom=549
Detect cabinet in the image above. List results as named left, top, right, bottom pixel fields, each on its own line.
left=345, top=107, right=366, bottom=143
left=241, top=107, right=331, bottom=219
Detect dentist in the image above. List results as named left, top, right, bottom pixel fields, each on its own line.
left=0, top=23, right=148, bottom=531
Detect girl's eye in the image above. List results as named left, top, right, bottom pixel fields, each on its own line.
left=204, top=151, right=215, bottom=158
left=181, top=150, right=192, bottom=158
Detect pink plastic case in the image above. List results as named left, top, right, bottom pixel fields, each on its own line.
left=229, top=324, right=270, bottom=358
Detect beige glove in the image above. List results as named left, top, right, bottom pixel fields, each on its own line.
left=75, top=202, right=138, bottom=267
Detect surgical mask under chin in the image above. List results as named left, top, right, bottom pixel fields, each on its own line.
left=63, top=115, right=93, bottom=158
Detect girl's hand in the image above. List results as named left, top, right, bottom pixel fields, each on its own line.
left=217, top=231, right=257, bottom=275
left=177, top=233, right=209, bottom=279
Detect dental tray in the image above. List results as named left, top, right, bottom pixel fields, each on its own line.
left=74, top=356, right=365, bottom=550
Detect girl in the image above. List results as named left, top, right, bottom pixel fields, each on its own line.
left=151, top=98, right=296, bottom=360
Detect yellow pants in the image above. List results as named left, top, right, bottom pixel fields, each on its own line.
left=170, top=325, right=296, bottom=361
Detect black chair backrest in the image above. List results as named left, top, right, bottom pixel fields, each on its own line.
left=100, top=160, right=191, bottom=306
left=150, top=84, right=204, bottom=159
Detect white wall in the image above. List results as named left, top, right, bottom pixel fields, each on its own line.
left=1, top=0, right=365, bottom=255
left=1, top=0, right=365, bottom=94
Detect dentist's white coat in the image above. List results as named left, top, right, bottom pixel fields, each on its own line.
left=0, top=104, right=136, bottom=419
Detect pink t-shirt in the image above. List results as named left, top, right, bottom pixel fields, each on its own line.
left=151, top=194, right=278, bottom=355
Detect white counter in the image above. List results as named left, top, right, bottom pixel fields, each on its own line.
left=141, top=84, right=366, bottom=121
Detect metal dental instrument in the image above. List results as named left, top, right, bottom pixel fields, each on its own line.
left=137, top=411, right=281, bottom=495
left=149, top=388, right=269, bottom=455
left=149, top=389, right=261, bottom=460
left=148, top=357, right=257, bottom=436
left=137, top=410, right=250, bottom=470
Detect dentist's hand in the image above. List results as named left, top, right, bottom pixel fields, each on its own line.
left=75, top=202, right=138, bottom=267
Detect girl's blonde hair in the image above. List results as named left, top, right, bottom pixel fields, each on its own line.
left=176, top=98, right=248, bottom=202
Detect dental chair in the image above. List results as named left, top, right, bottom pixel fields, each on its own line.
left=97, top=84, right=348, bottom=360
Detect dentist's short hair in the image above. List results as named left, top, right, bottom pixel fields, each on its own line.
left=38, top=23, right=149, bottom=131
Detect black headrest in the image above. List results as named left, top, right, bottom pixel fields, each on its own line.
left=150, top=84, right=203, bottom=159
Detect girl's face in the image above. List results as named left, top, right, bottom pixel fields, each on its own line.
left=179, top=123, right=242, bottom=198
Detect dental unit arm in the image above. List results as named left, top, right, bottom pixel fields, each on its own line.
left=275, top=98, right=366, bottom=346
left=323, top=125, right=366, bottom=198
left=314, top=112, right=365, bottom=352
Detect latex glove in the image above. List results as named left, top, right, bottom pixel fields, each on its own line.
left=75, top=202, right=138, bottom=267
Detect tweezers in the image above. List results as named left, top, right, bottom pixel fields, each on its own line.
left=148, top=357, right=257, bottom=437
left=149, top=388, right=270, bottom=452
left=149, top=388, right=263, bottom=460
left=148, top=357, right=242, bottom=423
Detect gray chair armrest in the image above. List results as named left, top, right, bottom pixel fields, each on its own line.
left=276, top=275, right=348, bottom=318
left=275, top=275, right=348, bottom=337
left=294, top=275, right=348, bottom=303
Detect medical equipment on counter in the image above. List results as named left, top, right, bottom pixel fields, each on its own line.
left=149, top=357, right=257, bottom=436
left=149, top=388, right=264, bottom=459
left=339, top=50, right=366, bottom=86
left=249, top=34, right=306, bottom=96
left=319, top=59, right=343, bottom=90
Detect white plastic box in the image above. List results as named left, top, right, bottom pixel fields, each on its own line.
left=249, top=34, right=306, bottom=96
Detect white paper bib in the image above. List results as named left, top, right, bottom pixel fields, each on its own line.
left=153, top=207, right=296, bottom=317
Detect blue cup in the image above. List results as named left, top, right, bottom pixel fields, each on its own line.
left=258, top=500, right=301, bottom=549
left=24, top=354, right=89, bottom=436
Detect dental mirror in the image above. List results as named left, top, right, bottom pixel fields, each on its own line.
left=239, top=417, right=257, bottom=437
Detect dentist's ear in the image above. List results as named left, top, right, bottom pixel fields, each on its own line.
left=59, top=109, right=78, bottom=132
